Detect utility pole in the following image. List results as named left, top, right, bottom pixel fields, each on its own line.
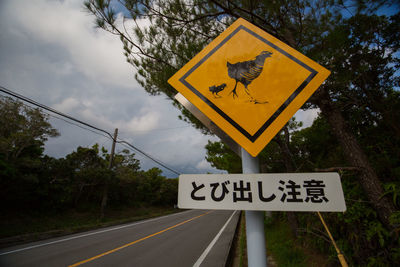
left=100, top=128, right=118, bottom=219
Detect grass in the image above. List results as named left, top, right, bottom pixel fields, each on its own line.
left=264, top=215, right=309, bottom=267
left=231, top=213, right=309, bottom=267
left=0, top=205, right=180, bottom=247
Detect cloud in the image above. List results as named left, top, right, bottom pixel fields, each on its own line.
left=196, top=159, right=214, bottom=171
left=0, top=0, right=220, bottom=177
left=5, top=0, right=134, bottom=88
left=294, top=108, right=320, bottom=128
left=53, top=97, right=80, bottom=112
left=124, top=112, right=160, bottom=133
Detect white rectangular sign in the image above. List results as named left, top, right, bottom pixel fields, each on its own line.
left=178, top=173, right=346, bottom=212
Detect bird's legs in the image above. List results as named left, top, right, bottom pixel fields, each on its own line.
left=244, top=85, right=250, bottom=96
left=243, top=85, right=257, bottom=101
left=245, top=86, right=268, bottom=104
left=250, top=99, right=268, bottom=104
left=230, top=81, right=239, bottom=98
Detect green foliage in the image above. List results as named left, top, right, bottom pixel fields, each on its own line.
left=366, top=221, right=389, bottom=247
left=384, top=182, right=400, bottom=206
left=205, top=140, right=241, bottom=173
left=389, top=211, right=400, bottom=226
left=264, top=215, right=308, bottom=267
left=0, top=206, right=178, bottom=239
left=0, top=97, right=60, bottom=210
left=205, top=111, right=400, bottom=265
left=0, top=97, right=178, bottom=226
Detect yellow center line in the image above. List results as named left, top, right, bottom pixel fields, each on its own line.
left=69, top=211, right=212, bottom=267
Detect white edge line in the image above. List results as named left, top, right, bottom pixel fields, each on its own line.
left=0, top=209, right=196, bottom=256
left=193, top=210, right=237, bottom=267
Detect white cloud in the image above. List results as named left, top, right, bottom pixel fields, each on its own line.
left=294, top=108, right=320, bottom=128
left=0, top=0, right=220, bottom=177
left=53, top=97, right=80, bottom=112
left=7, top=0, right=135, bottom=88
left=196, top=159, right=213, bottom=171
left=124, top=112, right=160, bottom=133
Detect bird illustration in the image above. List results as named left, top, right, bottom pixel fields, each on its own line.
left=209, top=83, right=227, bottom=98
left=227, top=51, right=273, bottom=99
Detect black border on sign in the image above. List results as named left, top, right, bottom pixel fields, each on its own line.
left=179, top=25, right=318, bottom=143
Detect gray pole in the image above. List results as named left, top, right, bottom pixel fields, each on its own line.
left=108, top=128, right=118, bottom=169
left=100, top=128, right=118, bottom=219
left=241, top=148, right=267, bottom=267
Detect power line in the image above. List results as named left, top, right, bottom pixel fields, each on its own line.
left=46, top=111, right=112, bottom=140
left=0, top=93, right=112, bottom=141
left=0, top=86, right=113, bottom=139
left=0, top=85, right=182, bottom=175
left=116, top=139, right=181, bottom=175
left=125, top=125, right=190, bottom=133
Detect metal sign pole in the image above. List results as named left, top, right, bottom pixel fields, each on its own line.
left=241, top=148, right=267, bottom=267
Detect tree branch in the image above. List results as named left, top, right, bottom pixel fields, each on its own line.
left=314, top=166, right=361, bottom=172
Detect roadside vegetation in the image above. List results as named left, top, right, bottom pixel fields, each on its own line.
left=212, top=114, right=400, bottom=265
left=264, top=213, right=337, bottom=267
left=264, top=215, right=308, bottom=267
left=0, top=206, right=178, bottom=247
left=232, top=212, right=333, bottom=267
left=0, top=96, right=178, bottom=242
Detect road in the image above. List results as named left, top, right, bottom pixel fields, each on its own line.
left=0, top=210, right=239, bottom=267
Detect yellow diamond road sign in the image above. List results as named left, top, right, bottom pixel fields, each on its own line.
left=168, top=18, right=330, bottom=157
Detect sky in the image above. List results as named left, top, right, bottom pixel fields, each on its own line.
left=0, top=0, right=318, bottom=177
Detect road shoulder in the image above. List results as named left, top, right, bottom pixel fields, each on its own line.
left=198, top=210, right=241, bottom=267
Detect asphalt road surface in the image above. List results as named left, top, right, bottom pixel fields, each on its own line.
left=0, top=210, right=239, bottom=267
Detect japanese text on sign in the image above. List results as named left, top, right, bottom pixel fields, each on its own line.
left=178, top=173, right=346, bottom=212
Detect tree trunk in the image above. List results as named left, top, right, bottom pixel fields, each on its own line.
left=314, top=88, right=396, bottom=229
left=277, top=126, right=298, bottom=172
left=100, top=184, right=108, bottom=219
